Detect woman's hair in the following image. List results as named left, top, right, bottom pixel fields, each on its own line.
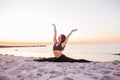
left=61, top=34, right=66, bottom=43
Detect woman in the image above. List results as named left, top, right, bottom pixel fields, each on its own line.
left=34, top=24, right=90, bottom=62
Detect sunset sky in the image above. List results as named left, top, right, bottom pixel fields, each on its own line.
left=0, top=0, right=120, bottom=44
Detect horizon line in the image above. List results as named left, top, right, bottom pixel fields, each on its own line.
left=0, top=40, right=120, bottom=44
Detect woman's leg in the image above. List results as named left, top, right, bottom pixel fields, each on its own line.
left=76, top=59, right=91, bottom=62
left=33, top=54, right=91, bottom=62
left=60, top=54, right=91, bottom=62
left=33, top=57, right=56, bottom=62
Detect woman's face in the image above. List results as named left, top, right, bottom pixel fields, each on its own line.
left=58, top=35, right=62, bottom=42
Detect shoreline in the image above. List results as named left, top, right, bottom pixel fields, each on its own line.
left=0, top=52, right=120, bottom=62
left=0, top=54, right=120, bottom=80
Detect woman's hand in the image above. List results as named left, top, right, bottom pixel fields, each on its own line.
left=71, top=29, right=78, bottom=32
left=52, top=24, right=56, bottom=27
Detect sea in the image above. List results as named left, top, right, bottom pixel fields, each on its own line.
left=0, top=43, right=120, bottom=62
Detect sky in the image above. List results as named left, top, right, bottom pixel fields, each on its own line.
left=0, top=0, right=120, bottom=44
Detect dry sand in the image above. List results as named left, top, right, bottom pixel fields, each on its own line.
left=0, top=55, right=120, bottom=80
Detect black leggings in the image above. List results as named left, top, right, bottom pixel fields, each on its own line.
left=33, top=54, right=90, bottom=63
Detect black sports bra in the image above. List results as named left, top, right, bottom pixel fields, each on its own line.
left=53, top=42, right=65, bottom=51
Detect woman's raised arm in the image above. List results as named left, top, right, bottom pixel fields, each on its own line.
left=62, top=29, right=77, bottom=46
left=52, top=24, right=57, bottom=43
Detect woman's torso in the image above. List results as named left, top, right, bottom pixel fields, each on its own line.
left=53, top=42, right=65, bottom=58
left=53, top=51, right=62, bottom=58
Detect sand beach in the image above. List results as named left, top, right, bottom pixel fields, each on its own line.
left=0, top=54, right=120, bottom=80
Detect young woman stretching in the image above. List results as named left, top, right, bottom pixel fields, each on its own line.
left=34, top=24, right=90, bottom=62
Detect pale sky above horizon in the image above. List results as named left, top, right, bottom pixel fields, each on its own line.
left=0, top=0, right=120, bottom=44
